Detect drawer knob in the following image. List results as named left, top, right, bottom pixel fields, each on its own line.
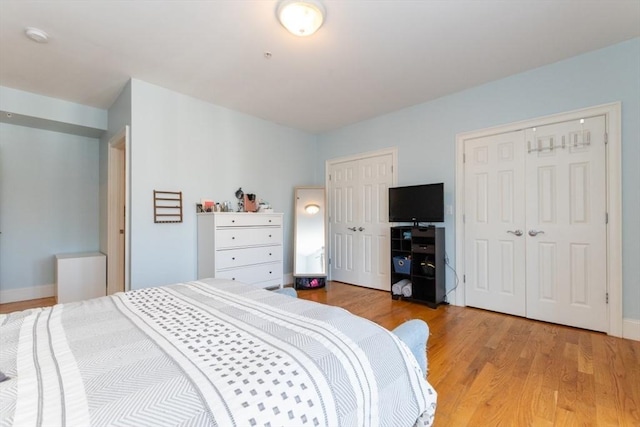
left=269, top=234, right=272, bottom=238
left=269, top=220, right=272, bottom=222
left=232, top=237, right=235, bottom=240
left=232, top=278, right=235, bottom=280
left=269, top=253, right=272, bottom=256
left=232, top=257, right=235, bottom=260
left=269, top=271, right=272, bottom=274
left=232, top=220, right=235, bottom=223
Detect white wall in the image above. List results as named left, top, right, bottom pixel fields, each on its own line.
left=316, top=38, right=640, bottom=321
left=128, top=79, right=318, bottom=289
left=0, top=124, right=100, bottom=302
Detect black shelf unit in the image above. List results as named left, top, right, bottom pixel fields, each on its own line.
left=390, top=226, right=445, bottom=308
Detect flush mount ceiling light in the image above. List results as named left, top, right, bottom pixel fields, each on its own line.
left=305, top=204, right=320, bottom=214
left=277, top=0, right=325, bottom=37
left=25, top=27, right=49, bottom=43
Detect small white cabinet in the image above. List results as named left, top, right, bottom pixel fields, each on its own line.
left=197, top=212, right=283, bottom=289
left=55, top=252, right=106, bottom=303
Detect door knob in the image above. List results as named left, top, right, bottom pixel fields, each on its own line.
left=528, top=230, right=545, bottom=237
left=507, top=230, right=523, bottom=236
left=358, top=227, right=365, bottom=232
left=347, top=227, right=357, bottom=231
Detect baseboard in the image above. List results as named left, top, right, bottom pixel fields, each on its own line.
left=622, top=318, right=640, bottom=341
left=0, top=284, right=55, bottom=304
left=284, top=273, right=294, bottom=286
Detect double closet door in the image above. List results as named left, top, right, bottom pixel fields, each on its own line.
left=464, top=116, right=607, bottom=332
left=328, top=152, right=394, bottom=291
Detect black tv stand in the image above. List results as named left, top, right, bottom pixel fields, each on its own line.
left=390, top=225, right=445, bottom=308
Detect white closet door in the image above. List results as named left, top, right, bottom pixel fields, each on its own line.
left=524, top=116, right=607, bottom=332
left=356, top=154, right=393, bottom=291
left=464, top=131, right=527, bottom=316
left=329, top=152, right=394, bottom=290
left=329, top=159, right=359, bottom=285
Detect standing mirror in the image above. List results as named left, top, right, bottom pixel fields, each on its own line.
left=293, top=186, right=327, bottom=289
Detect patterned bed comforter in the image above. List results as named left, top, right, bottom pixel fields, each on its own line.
left=0, top=278, right=436, bottom=427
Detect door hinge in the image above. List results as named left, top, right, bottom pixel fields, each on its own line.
left=604, top=132, right=608, bottom=145
left=606, top=292, right=609, bottom=304
left=463, top=153, right=466, bottom=163
left=463, top=274, right=466, bottom=283
left=391, top=165, right=394, bottom=173
left=463, top=214, right=465, bottom=223
left=606, top=212, right=609, bottom=224
left=328, top=258, right=332, bottom=266
left=329, top=174, right=332, bottom=181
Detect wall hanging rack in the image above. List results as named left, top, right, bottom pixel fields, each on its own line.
left=153, top=190, right=183, bottom=223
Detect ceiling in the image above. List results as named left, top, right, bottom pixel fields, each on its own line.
left=1, top=1, right=638, bottom=134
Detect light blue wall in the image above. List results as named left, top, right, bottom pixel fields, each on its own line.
left=0, top=86, right=107, bottom=130
left=2, top=38, right=636, bottom=320
left=128, top=79, right=318, bottom=289
left=0, top=124, right=100, bottom=292
left=317, top=38, right=640, bottom=320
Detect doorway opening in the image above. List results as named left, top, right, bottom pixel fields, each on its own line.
left=107, top=126, right=130, bottom=295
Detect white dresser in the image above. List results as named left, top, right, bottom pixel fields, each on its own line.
left=197, top=212, right=283, bottom=289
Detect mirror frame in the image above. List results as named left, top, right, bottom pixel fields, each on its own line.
left=293, top=186, right=327, bottom=280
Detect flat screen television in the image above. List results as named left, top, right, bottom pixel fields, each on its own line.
left=389, top=183, right=444, bottom=224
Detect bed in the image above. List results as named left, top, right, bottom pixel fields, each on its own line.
left=0, top=278, right=437, bottom=426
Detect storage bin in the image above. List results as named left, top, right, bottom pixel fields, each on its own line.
left=393, top=256, right=411, bottom=274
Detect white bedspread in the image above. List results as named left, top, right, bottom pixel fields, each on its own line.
left=0, top=278, right=436, bottom=426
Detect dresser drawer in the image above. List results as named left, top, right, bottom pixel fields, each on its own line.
left=216, top=214, right=282, bottom=227
left=216, top=246, right=282, bottom=269
left=216, top=227, right=282, bottom=248
left=216, top=262, right=283, bottom=285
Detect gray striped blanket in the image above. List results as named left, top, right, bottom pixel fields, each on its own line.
left=0, top=278, right=436, bottom=426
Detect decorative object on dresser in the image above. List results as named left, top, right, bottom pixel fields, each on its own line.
left=235, top=187, right=244, bottom=212
left=244, top=193, right=258, bottom=212
left=390, top=226, right=445, bottom=308
left=197, top=212, right=284, bottom=289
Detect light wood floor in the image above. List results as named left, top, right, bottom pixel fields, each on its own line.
left=0, top=296, right=56, bottom=314
left=298, top=282, right=640, bottom=427
left=2, top=283, right=638, bottom=426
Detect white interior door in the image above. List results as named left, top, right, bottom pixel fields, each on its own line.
left=356, top=154, right=393, bottom=291
left=107, top=127, right=129, bottom=295
left=463, top=115, right=608, bottom=332
left=524, top=116, right=607, bottom=332
left=329, top=159, right=359, bottom=285
left=328, top=151, right=395, bottom=290
left=464, top=131, right=527, bottom=316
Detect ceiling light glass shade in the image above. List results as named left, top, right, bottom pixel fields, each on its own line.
left=25, top=27, right=49, bottom=43
left=305, top=203, right=320, bottom=214
left=277, top=1, right=325, bottom=37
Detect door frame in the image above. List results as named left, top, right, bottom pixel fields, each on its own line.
left=107, top=126, right=131, bottom=294
left=454, top=102, right=622, bottom=337
left=325, top=147, right=398, bottom=282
